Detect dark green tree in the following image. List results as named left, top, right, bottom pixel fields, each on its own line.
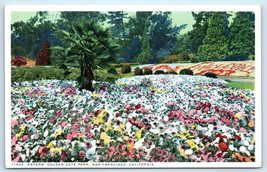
left=172, top=33, right=192, bottom=55
left=126, top=12, right=152, bottom=38
left=228, top=12, right=255, bottom=58
left=107, top=11, right=128, bottom=40
left=52, top=19, right=119, bottom=91
left=136, top=30, right=152, bottom=64
left=188, top=12, right=212, bottom=54
left=197, top=12, right=228, bottom=61
left=149, top=12, right=186, bottom=63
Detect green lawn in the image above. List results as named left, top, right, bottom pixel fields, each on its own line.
left=227, top=81, right=255, bottom=90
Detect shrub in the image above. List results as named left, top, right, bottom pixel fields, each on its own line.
left=179, top=69, right=194, bottom=75
left=249, top=55, right=255, bottom=60
left=144, top=68, right=153, bottom=75
left=154, top=70, right=165, bottom=75
left=159, top=52, right=191, bottom=63
left=11, top=56, right=27, bottom=66
left=121, top=65, right=131, bottom=74
left=134, top=67, right=143, bottom=75
left=204, top=72, right=217, bottom=78
left=166, top=70, right=177, bottom=75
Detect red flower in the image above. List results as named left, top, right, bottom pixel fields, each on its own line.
left=219, top=142, right=228, bottom=152
left=115, top=113, right=120, bottom=118
left=234, top=135, right=241, bottom=141
left=135, top=104, right=141, bottom=109
left=215, top=106, right=219, bottom=113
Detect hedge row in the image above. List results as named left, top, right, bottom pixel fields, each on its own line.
left=11, top=66, right=79, bottom=82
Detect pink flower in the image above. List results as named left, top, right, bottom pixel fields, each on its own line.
left=125, top=104, right=131, bottom=109
left=77, top=118, right=82, bottom=121
left=61, top=121, right=67, bottom=128
left=66, top=133, right=73, bottom=140
left=79, top=151, right=86, bottom=159
left=86, top=125, right=92, bottom=131
left=55, top=110, right=62, bottom=117
left=84, top=118, right=89, bottom=122
left=12, top=153, right=21, bottom=162
left=11, top=119, right=18, bottom=128
left=20, top=108, right=26, bottom=114
left=11, top=136, right=18, bottom=147
left=88, top=113, right=94, bottom=117
left=239, top=127, right=248, bottom=133
left=193, top=95, right=198, bottom=99
left=22, top=134, right=29, bottom=141
left=49, top=118, right=55, bottom=123
left=87, top=133, right=93, bottom=139
left=109, top=95, right=113, bottom=99
left=100, top=90, right=103, bottom=95
left=167, top=102, right=174, bottom=106
left=141, top=96, right=145, bottom=100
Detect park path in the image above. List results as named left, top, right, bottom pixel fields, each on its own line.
left=219, top=77, right=255, bottom=83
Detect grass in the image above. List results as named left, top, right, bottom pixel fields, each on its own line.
left=218, top=75, right=255, bottom=79
left=227, top=81, right=255, bottom=90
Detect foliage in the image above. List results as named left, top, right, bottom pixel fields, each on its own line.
left=134, top=67, right=143, bottom=75
left=188, top=12, right=212, bottom=54
left=204, top=72, right=217, bottom=78
left=197, top=12, right=229, bottom=62
left=118, top=36, right=142, bottom=63
left=228, top=13, right=255, bottom=58
left=172, top=33, right=192, bottom=55
left=160, top=52, right=191, bottom=63
left=179, top=69, right=194, bottom=75
left=144, top=68, right=153, bottom=75
left=121, top=65, right=131, bottom=74
left=107, top=11, right=128, bottom=40
left=249, top=55, right=255, bottom=60
left=11, top=56, right=27, bottom=66
left=166, top=70, right=177, bottom=75
left=136, top=31, right=152, bottom=64
left=154, top=70, right=165, bottom=75
left=149, top=12, right=186, bottom=63
left=52, top=19, right=119, bottom=91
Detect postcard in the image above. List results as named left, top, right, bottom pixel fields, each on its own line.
left=5, top=5, right=261, bottom=168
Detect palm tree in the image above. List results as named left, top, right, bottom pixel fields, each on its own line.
left=53, top=19, right=119, bottom=91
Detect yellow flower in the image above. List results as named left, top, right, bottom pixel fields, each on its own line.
left=251, top=136, right=255, bottom=145
left=197, top=86, right=201, bottom=89
left=186, top=140, right=195, bottom=149
left=180, top=130, right=189, bottom=134
left=234, top=113, right=242, bottom=119
left=248, top=121, right=255, bottom=128
left=191, top=125, right=196, bottom=130
left=200, top=143, right=205, bottom=148
left=120, top=123, right=125, bottom=130
left=232, top=154, right=236, bottom=159
left=78, top=135, right=84, bottom=140
left=188, top=135, right=195, bottom=139
left=104, top=138, right=110, bottom=144
left=180, top=149, right=185, bottom=157
left=204, top=86, right=209, bottom=89
left=165, top=89, right=170, bottom=93
left=149, top=85, right=154, bottom=90
left=174, top=134, right=184, bottom=138
left=40, top=79, right=46, bottom=84
left=123, top=136, right=128, bottom=140
left=47, top=141, right=53, bottom=148
left=100, top=132, right=108, bottom=140
left=92, top=92, right=99, bottom=98
left=50, top=147, right=63, bottom=153
left=50, top=147, right=56, bottom=153
left=55, top=129, right=62, bottom=138
left=117, top=82, right=126, bottom=85
left=105, top=126, right=112, bottom=131
left=135, top=128, right=144, bottom=139
left=61, top=92, right=66, bottom=96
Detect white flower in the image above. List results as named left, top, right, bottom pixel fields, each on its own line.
left=229, top=145, right=236, bottom=151
left=43, top=130, right=49, bottom=137
left=245, top=150, right=251, bottom=156
left=248, top=145, right=254, bottom=151
left=244, top=140, right=250, bottom=146
left=185, top=149, right=193, bottom=155
left=239, top=146, right=246, bottom=153
left=163, top=116, right=169, bottom=121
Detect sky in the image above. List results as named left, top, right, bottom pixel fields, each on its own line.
left=11, top=11, right=195, bottom=34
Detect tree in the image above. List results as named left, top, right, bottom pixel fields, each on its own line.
left=136, top=31, right=152, bottom=64
left=188, top=12, right=212, bottom=54
left=149, top=12, right=186, bottom=63
left=197, top=12, right=228, bottom=61
left=228, top=12, right=255, bottom=58
left=53, top=19, right=119, bottom=91
left=126, top=12, right=152, bottom=38
left=106, top=11, right=128, bottom=40
left=172, top=33, right=192, bottom=55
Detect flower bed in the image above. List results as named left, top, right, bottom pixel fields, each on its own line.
left=11, top=75, right=255, bottom=162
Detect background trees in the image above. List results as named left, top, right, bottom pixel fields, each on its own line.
left=197, top=12, right=229, bottom=61
left=11, top=11, right=255, bottom=65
